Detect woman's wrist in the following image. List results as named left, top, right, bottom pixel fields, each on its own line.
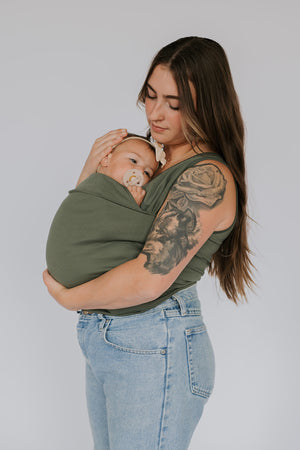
left=76, top=168, right=93, bottom=187
left=60, top=280, right=95, bottom=311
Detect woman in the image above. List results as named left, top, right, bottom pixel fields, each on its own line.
left=43, top=36, right=254, bottom=449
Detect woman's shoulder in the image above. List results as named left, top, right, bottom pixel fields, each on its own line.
left=193, top=157, right=235, bottom=185
left=184, top=157, right=237, bottom=232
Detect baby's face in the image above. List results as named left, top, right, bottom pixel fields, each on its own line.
left=98, top=139, right=159, bottom=186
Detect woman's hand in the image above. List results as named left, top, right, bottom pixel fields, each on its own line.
left=76, top=128, right=128, bottom=186
left=42, top=269, right=74, bottom=311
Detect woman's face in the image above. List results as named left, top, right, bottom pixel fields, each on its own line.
left=145, top=64, right=188, bottom=147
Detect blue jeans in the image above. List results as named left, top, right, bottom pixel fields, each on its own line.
left=77, top=285, right=215, bottom=450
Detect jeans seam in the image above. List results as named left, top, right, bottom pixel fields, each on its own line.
left=158, top=316, right=171, bottom=450
left=77, top=325, right=88, bottom=359
left=185, top=325, right=214, bottom=399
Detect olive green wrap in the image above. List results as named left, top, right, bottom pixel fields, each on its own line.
left=46, top=173, right=155, bottom=288
left=45, top=153, right=237, bottom=316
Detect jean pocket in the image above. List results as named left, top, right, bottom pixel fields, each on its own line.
left=102, top=314, right=167, bottom=355
left=185, top=324, right=215, bottom=399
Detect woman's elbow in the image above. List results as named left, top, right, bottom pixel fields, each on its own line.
left=134, top=281, right=165, bottom=304
left=135, top=272, right=171, bottom=302
left=133, top=255, right=173, bottom=302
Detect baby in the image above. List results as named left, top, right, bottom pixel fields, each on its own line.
left=46, top=134, right=165, bottom=288
left=96, top=133, right=159, bottom=205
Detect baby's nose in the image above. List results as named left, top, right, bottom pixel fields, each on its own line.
left=136, top=164, right=146, bottom=172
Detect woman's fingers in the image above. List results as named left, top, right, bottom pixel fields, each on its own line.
left=76, top=129, right=128, bottom=186
left=92, top=129, right=127, bottom=148
left=98, top=128, right=127, bottom=139
left=94, top=129, right=127, bottom=148
left=91, top=128, right=127, bottom=159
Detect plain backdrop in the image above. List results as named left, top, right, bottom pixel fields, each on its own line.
left=1, top=0, right=299, bottom=449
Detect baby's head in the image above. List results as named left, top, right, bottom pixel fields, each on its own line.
left=97, top=133, right=160, bottom=186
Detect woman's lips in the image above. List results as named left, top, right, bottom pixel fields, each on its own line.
left=151, top=123, right=167, bottom=132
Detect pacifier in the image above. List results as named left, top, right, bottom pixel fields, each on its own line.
left=123, top=169, right=144, bottom=187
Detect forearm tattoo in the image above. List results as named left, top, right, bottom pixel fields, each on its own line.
left=141, top=164, right=226, bottom=275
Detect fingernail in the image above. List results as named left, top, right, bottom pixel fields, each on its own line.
left=121, top=130, right=127, bottom=135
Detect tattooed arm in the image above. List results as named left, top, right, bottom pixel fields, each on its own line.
left=141, top=164, right=226, bottom=276
left=44, top=163, right=232, bottom=311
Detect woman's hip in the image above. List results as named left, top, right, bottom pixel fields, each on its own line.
left=77, top=284, right=215, bottom=401
left=77, top=284, right=215, bottom=448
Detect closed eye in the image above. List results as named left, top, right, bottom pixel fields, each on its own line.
left=146, top=91, right=179, bottom=110
left=146, top=92, right=156, bottom=100
left=145, top=87, right=156, bottom=100
left=130, top=158, right=137, bottom=164
left=146, top=84, right=179, bottom=110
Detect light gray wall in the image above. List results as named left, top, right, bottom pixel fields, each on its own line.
left=1, top=1, right=299, bottom=449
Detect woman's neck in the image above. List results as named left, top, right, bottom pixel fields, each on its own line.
left=157, top=141, right=213, bottom=174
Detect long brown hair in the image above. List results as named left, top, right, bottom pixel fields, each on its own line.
left=137, top=36, right=255, bottom=304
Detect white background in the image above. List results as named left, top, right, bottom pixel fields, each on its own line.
left=1, top=0, right=299, bottom=449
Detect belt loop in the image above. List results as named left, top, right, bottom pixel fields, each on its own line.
left=98, top=317, right=110, bottom=330
left=171, top=294, right=187, bottom=316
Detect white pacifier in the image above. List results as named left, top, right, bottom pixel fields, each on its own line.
left=123, top=169, right=144, bottom=187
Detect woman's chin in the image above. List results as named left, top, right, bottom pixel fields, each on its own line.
left=151, top=132, right=169, bottom=145
left=150, top=127, right=167, bottom=139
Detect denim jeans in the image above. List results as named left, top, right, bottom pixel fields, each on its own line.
left=77, top=284, right=215, bottom=450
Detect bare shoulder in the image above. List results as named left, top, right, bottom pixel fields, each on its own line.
left=156, top=159, right=237, bottom=230
left=192, top=159, right=237, bottom=231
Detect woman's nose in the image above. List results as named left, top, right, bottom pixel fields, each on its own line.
left=148, top=100, right=164, bottom=121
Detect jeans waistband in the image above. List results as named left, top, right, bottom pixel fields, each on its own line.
left=166, top=284, right=201, bottom=316
left=79, top=284, right=201, bottom=320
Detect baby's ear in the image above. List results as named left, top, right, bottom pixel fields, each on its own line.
left=100, top=153, right=112, bottom=167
